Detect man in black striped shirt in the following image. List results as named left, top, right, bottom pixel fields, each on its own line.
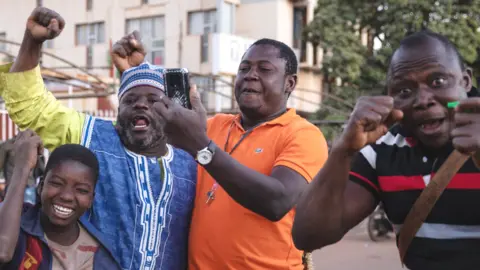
left=293, top=31, right=480, bottom=270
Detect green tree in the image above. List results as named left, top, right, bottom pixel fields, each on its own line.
left=306, top=0, right=480, bottom=143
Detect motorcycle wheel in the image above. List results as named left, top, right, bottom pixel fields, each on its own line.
left=367, top=210, right=389, bottom=242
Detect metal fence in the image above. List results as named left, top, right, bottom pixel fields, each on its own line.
left=0, top=109, right=117, bottom=141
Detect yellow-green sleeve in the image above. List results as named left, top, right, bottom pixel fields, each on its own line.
left=0, top=63, right=85, bottom=152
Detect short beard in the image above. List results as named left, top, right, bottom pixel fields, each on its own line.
left=116, top=117, right=166, bottom=151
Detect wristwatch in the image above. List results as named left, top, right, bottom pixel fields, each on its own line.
left=196, top=140, right=216, bottom=166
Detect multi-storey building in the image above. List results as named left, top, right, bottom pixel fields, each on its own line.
left=0, top=0, right=323, bottom=114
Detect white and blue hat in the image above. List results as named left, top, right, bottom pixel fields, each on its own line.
left=118, top=62, right=165, bottom=99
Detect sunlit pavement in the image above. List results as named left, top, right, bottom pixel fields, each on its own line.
left=312, top=220, right=403, bottom=270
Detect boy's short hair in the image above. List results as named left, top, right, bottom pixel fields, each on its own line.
left=45, top=144, right=99, bottom=182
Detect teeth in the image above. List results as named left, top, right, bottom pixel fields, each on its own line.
left=135, top=124, right=147, bottom=128
left=53, top=205, right=73, bottom=216
left=421, top=120, right=441, bottom=129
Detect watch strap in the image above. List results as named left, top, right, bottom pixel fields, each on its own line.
left=206, top=140, right=216, bottom=154
left=195, top=140, right=215, bottom=163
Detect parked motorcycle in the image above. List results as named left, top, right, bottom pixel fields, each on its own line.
left=367, top=203, right=394, bottom=241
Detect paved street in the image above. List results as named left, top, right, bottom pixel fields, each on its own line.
left=312, top=221, right=403, bottom=270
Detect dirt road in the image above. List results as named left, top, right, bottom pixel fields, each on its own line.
left=312, top=221, right=403, bottom=270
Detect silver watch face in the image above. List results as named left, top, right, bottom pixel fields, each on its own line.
left=197, top=150, right=213, bottom=165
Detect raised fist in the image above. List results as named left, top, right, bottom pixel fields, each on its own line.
left=336, top=96, right=404, bottom=154
left=13, top=130, right=44, bottom=171
left=26, top=7, right=65, bottom=43
left=112, top=31, right=146, bottom=74
left=451, top=97, right=480, bottom=155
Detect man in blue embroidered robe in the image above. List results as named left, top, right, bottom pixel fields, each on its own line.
left=0, top=8, right=196, bottom=270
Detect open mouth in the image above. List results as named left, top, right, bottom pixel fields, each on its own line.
left=417, top=118, right=445, bottom=135
left=242, top=88, right=260, bottom=94
left=53, top=204, right=75, bottom=219
left=131, top=115, right=150, bottom=131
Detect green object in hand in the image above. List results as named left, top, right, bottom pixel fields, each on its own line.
left=447, top=101, right=459, bottom=108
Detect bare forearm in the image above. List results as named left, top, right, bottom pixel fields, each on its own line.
left=0, top=150, right=7, bottom=171
left=204, top=147, right=287, bottom=220
left=0, top=167, right=30, bottom=262
left=293, top=145, right=353, bottom=250
left=9, top=31, right=42, bottom=73
left=0, top=142, right=14, bottom=170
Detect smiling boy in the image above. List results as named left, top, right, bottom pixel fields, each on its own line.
left=0, top=130, right=120, bottom=270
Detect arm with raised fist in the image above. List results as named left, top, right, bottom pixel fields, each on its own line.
left=0, top=8, right=146, bottom=151
left=10, top=7, right=64, bottom=72
left=0, top=7, right=85, bottom=151
left=0, top=130, right=43, bottom=264
left=292, top=96, right=403, bottom=251
left=111, top=30, right=146, bottom=75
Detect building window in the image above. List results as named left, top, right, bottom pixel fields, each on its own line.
left=293, top=6, right=307, bottom=62
left=37, top=0, right=43, bottom=6
left=221, top=2, right=235, bottom=34
left=191, top=76, right=215, bottom=111
left=76, top=22, right=105, bottom=45
left=86, top=0, right=93, bottom=11
left=142, top=0, right=148, bottom=4
left=189, top=10, right=216, bottom=62
left=44, top=39, right=54, bottom=49
left=86, top=46, right=93, bottom=69
left=188, top=10, right=216, bottom=35
left=0, top=33, right=6, bottom=51
left=126, top=16, right=165, bottom=65
left=200, top=34, right=209, bottom=63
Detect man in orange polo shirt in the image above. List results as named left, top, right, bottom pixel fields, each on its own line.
left=154, top=38, right=328, bottom=269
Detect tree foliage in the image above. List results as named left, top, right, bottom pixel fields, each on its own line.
left=306, top=0, right=480, bottom=142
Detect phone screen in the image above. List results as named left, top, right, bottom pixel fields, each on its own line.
left=165, top=70, right=191, bottom=109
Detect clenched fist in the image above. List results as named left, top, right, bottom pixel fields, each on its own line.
left=13, top=130, right=44, bottom=171
left=337, top=96, right=404, bottom=154
left=451, top=98, right=480, bottom=156
left=112, top=31, right=146, bottom=74
left=26, top=7, right=65, bottom=44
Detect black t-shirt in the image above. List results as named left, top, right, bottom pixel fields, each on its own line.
left=350, top=124, right=480, bottom=270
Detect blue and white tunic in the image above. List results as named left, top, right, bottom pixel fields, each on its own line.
left=81, top=116, right=197, bottom=270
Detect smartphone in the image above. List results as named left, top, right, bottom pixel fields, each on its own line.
left=164, top=68, right=192, bottom=109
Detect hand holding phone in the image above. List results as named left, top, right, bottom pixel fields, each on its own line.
left=164, top=68, right=192, bottom=109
